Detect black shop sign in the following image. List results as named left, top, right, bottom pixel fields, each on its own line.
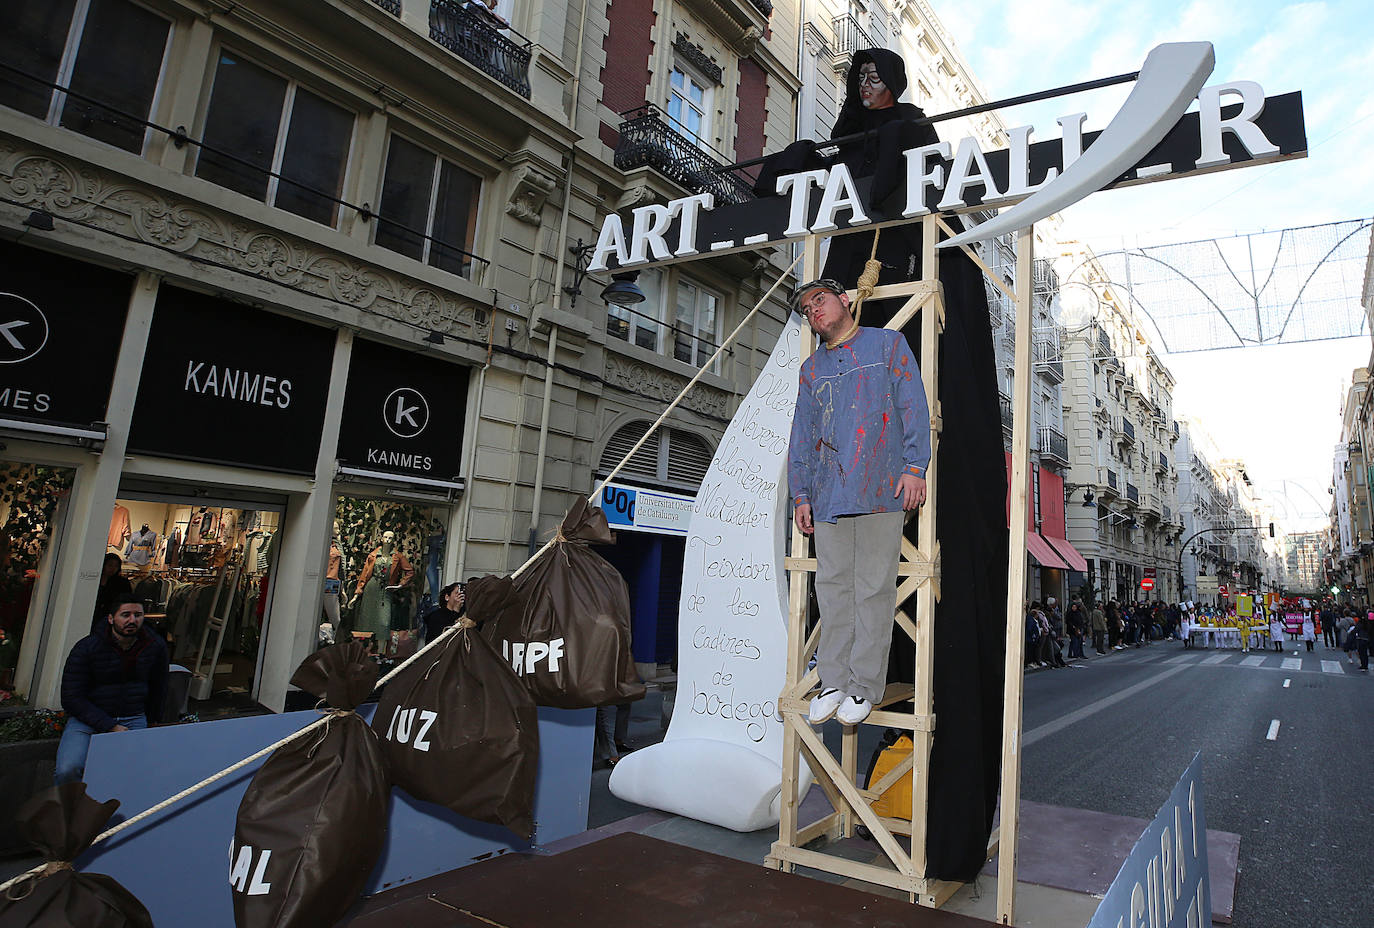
left=336, top=338, right=469, bottom=485
left=127, top=287, right=334, bottom=474
left=0, top=240, right=132, bottom=430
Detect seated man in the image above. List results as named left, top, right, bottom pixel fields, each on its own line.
left=56, top=597, right=169, bottom=784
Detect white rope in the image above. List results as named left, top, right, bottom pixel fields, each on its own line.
left=0, top=254, right=803, bottom=896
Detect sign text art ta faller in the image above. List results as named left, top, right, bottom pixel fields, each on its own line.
left=588, top=73, right=1295, bottom=273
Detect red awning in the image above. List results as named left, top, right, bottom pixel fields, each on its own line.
left=1042, top=534, right=1089, bottom=572
left=1026, top=531, right=1071, bottom=570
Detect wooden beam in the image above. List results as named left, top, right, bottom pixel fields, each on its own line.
left=996, top=227, right=1035, bottom=926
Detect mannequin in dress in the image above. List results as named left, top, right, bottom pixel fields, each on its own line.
left=349, top=530, right=415, bottom=647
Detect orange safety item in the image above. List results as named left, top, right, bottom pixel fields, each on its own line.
left=868, top=734, right=914, bottom=820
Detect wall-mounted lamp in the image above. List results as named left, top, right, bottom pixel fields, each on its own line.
left=23, top=210, right=55, bottom=232
left=564, top=239, right=646, bottom=310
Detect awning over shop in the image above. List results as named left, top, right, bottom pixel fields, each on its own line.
left=1041, top=533, right=1089, bottom=572
left=1026, top=531, right=1071, bottom=570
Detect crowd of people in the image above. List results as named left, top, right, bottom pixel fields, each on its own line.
left=1024, top=596, right=1374, bottom=672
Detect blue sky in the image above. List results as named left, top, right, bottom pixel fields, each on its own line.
left=929, top=0, right=1374, bottom=531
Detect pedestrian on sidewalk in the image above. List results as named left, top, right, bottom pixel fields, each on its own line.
left=1321, top=602, right=1337, bottom=648
left=1067, top=601, right=1087, bottom=659
left=1091, top=601, right=1107, bottom=654
left=1354, top=615, right=1371, bottom=672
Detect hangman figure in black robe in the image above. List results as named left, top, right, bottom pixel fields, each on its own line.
left=754, top=48, right=1009, bottom=882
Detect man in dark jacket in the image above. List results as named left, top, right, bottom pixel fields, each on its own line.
left=55, top=596, right=169, bottom=784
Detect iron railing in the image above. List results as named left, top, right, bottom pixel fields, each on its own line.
left=429, top=0, right=531, bottom=98
left=1164, top=505, right=1173, bottom=523
left=1158, top=452, right=1169, bottom=472
left=1127, top=483, right=1140, bottom=504
left=1121, top=418, right=1135, bottom=441
left=1034, top=338, right=1064, bottom=382
left=1038, top=426, right=1069, bottom=464
left=614, top=104, right=754, bottom=206
left=999, top=392, right=1013, bottom=432
left=831, top=14, right=874, bottom=57
left=371, top=0, right=401, bottom=14
left=1097, top=329, right=1112, bottom=359
left=1106, top=469, right=1119, bottom=490
left=748, top=0, right=774, bottom=14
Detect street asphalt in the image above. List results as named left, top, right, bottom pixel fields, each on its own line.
left=1018, top=641, right=1373, bottom=928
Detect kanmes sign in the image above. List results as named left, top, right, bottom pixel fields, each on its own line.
left=588, top=42, right=1306, bottom=273
left=336, top=338, right=469, bottom=485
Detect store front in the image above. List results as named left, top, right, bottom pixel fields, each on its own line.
left=331, top=336, right=470, bottom=658
left=595, top=480, right=695, bottom=678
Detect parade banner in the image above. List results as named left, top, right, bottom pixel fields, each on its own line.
left=610, top=318, right=809, bottom=831
left=589, top=43, right=1306, bottom=272
left=1087, top=752, right=1211, bottom=928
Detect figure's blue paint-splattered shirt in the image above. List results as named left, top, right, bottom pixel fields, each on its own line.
left=787, top=327, right=930, bottom=523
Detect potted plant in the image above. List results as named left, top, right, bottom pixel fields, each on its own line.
left=0, top=702, right=66, bottom=857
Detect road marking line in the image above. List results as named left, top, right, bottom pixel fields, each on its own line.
left=1202, top=654, right=1229, bottom=665
left=1167, top=655, right=1194, bottom=664
left=1241, top=656, right=1265, bottom=667
left=1281, top=657, right=1302, bottom=670
left=1266, top=719, right=1280, bottom=741
left=1321, top=660, right=1344, bottom=674
left=1282, top=679, right=1290, bottom=688
left=1023, top=664, right=1190, bottom=748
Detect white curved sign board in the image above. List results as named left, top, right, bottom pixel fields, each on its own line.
left=609, top=317, right=813, bottom=831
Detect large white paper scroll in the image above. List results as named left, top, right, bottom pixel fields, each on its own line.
left=609, top=317, right=812, bottom=832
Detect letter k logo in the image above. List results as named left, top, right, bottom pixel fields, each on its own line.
left=0, top=294, right=49, bottom=364
left=383, top=387, right=429, bottom=438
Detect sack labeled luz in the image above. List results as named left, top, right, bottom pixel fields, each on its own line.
left=231, top=641, right=389, bottom=928
left=372, top=601, right=540, bottom=839
left=0, top=782, right=153, bottom=928
left=480, top=498, right=645, bottom=709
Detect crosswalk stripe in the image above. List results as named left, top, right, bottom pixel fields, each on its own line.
left=1202, top=654, right=1229, bottom=665
left=1241, top=656, right=1265, bottom=667
left=1321, top=660, right=1345, bottom=674
left=1167, top=655, right=1194, bottom=664
left=1281, top=658, right=1302, bottom=670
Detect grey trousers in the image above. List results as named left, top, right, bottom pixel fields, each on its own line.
left=813, top=510, right=903, bottom=702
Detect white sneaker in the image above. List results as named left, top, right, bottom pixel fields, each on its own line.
left=808, top=688, right=845, bottom=725
left=837, top=695, right=871, bottom=726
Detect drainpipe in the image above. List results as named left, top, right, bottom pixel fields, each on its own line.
left=527, top=0, right=592, bottom=556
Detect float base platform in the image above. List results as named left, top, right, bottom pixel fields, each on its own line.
left=346, top=832, right=1001, bottom=927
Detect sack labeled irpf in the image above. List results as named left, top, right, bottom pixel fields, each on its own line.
left=372, top=604, right=539, bottom=839
left=230, top=641, right=389, bottom=928
left=480, top=498, right=645, bottom=708
left=0, top=782, right=153, bottom=928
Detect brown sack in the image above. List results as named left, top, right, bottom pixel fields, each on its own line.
left=0, top=783, right=152, bottom=928
left=480, top=499, right=645, bottom=708
left=231, top=641, right=388, bottom=928
left=372, top=617, right=539, bottom=839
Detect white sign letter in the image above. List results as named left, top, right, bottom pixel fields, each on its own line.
left=1005, top=125, right=1058, bottom=199
left=1196, top=81, right=1279, bottom=169
left=938, top=136, right=1004, bottom=211
left=627, top=203, right=675, bottom=264
left=587, top=214, right=629, bottom=272
left=775, top=169, right=829, bottom=236
left=811, top=164, right=868, bottom=232
left=902, top=141, right=950, bottom=218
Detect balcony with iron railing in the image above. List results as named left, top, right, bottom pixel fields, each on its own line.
left=999, top=392, right=1014, bottom=434
left=1127, top=483, right=1140, bottom=505
left=370, top=0, right=401, bottom=14
left=429, top=0, right=532, bottom=98
left=1034, top=338, right=1064, bottom=382
left=1038, top=426, right=1069, bottom=465
left=613, top=104, right=755, bottom=206
left=1157, top=451, right=1169, bottom=473
left=1104, top=469, right=1120, bottom=494
left=1120, top=418, right=1136, bottom=443
left=831, top=14, right=874, bottom=60
left=1097, top=329, right=1112, bottom=359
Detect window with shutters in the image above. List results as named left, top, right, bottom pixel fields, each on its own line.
left=599, top=423, right=716, bottom=491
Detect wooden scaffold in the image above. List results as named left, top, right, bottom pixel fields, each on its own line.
left=765, top=214, right=1037, bottom=925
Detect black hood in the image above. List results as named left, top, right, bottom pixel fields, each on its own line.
left=833, top=47, right=909, bottom=135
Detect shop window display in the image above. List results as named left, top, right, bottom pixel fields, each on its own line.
left=0, top=462, right=74, bottom=690
left=332, top=496, right=448, bottom=658
left=105, top=498, right=280, bottom=712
